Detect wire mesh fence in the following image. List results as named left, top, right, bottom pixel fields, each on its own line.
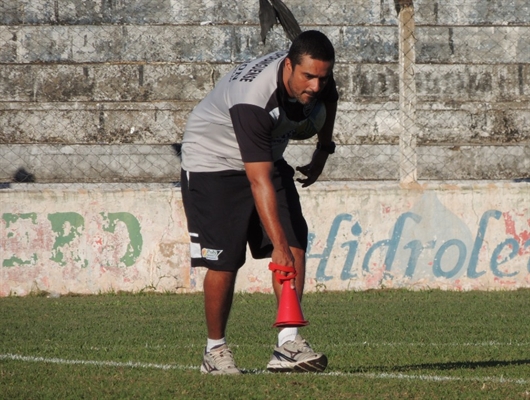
left=0, top=0, right=529, bottom=186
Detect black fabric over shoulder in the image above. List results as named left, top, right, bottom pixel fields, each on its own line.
left=230, top=103, right=275, bottom=163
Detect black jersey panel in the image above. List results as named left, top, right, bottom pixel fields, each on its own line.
left=230, top=103, right=275, bottom=163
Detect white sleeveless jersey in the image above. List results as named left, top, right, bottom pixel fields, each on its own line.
left=181, top=51, right=338, bottom=172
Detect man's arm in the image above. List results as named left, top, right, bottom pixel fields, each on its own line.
left=244, top=161, right=295, bottom=268
left=296, top=101, right=337, bottom=187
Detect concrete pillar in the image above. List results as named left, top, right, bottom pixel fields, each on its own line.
left=397, top=0, right=418, bottom=183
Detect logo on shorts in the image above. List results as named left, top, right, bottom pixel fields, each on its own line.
left=202, top=248, right=223, bottom=261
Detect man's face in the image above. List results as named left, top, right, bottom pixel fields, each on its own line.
left=284, top=54, right=334, bottom=105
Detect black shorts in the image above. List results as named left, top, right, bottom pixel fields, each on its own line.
left=180, top=160, right=308, bottom=272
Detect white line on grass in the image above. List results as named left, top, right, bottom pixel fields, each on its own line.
left=0, top=353, right=199, bottom=371
left=339, top=372, right=529, bottom=385
left=1, top=353, right=528, bottom=385
left=330, top=341, right=530, bottom=348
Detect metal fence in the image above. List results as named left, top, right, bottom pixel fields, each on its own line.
left=1, top=0, right=529, bottom=185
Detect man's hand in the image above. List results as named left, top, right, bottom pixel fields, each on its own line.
left=296, top=149, right=329, bottom=187
left=271, top=246, right=295, bottom=270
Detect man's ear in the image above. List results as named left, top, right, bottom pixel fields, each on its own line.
left=284, top=57, right=293, bottom=73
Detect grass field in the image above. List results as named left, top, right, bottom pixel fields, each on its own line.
left=1, top=289, right=529, bottom=399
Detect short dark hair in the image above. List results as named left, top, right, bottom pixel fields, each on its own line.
left=287, top=30, right=335, bottom=67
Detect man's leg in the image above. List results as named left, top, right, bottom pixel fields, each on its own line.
left=180, top=169, right=250, bottom=374
left=204, top=269, right=237, bottom=339
left=200, top=268, right=241, bottom=375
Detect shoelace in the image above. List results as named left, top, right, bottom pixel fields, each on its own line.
left=210, top=347, right=237, bottom=369
left=298, top=340, right=312, bottom=353
left=282, top=338, right=311, bottom=354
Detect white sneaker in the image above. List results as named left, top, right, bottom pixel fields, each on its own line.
left=266, top=335, right=327, bottom=373
left=200, top=344, right=242, bottom=375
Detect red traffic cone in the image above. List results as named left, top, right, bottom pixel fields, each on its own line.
left=273, top=280, right=309, bottom=327
left=269, top=262, right=309, bottom=328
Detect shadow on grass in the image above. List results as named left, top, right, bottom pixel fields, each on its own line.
left=352, top=359, right=530, bottom=373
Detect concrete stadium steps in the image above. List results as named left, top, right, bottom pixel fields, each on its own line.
left=0, top=64, right=232, bottom=102
left=1, top=143, right=528, bottom=183
left=0, top=102, right=191, bottom=144
left=284, top=143, right=530, bottom=181
left=1, top=100, right=530, bottom=149
left=0, top=0, right=529, bottom=183
left=2, top=0, right=530, bottom=26
left=2, top=25, right=530, bottom=64
left=0, top=0, right=398, bottom=26
left=3, top=62, right=530, bottom=103
left=0, top=143, right=182, bottom=183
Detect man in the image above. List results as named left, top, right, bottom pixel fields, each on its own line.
left=180, top=30, right=338, bottom=374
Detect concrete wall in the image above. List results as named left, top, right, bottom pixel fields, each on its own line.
left=1, top=0, right=529, bottom=182
left=1, top=181, right=529, bottom=296
left=1, top=1, right=530, bottom=295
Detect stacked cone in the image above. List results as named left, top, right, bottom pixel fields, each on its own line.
left=269, top=262, right=309, bottom=328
